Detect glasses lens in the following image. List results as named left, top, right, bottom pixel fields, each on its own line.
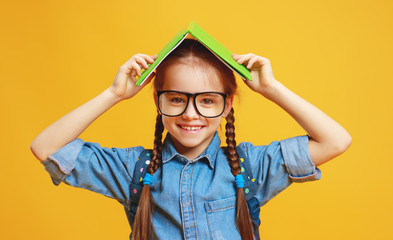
left=158, top=91, right=226, bottom=117
left=159, top=92, right=188, bottom=116
left=195, top=93, right=225, bottom=117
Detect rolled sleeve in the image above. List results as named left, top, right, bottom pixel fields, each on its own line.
left=40, top=138, right=144, bottom=206
left=41, top=138, right=85, bottom=185
left=242, top=135, right=322, bottom=207
left=280, top=135, right=321, bottom=183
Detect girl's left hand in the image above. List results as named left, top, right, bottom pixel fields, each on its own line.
left=232, top=53, right=277, bottom=94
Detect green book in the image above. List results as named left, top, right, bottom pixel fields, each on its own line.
left=135, top=21, right=252, bottom=86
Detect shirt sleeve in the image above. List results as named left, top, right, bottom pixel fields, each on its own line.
left=40, top=138, right=144, bottom=206
left=240, top=135, right=321, bottom=207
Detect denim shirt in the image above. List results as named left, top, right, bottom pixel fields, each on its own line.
left=41, top=132, right=321, bottom=240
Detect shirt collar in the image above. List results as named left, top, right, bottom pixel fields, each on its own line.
left=161, top=131, right=221, bottom=169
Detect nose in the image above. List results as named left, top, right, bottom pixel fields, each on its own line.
left=182, top=98, right=199, bottom=120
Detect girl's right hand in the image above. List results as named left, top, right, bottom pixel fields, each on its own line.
left=109, top=53, right=157, bottom=101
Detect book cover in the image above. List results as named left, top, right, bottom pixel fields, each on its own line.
left=135, top=21, right=252, bottom=86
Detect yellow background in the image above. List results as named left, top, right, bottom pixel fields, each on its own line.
left=1, top=0, right=392, bottom=239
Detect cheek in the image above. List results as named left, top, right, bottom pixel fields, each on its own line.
left=209, top=118, right=224, bottom=128
left=161, top=116, right=176, bottom=131
left=161, top=116, right=170, bottom=129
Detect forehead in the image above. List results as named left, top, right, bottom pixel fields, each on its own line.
left=161, top=62, right=224, bottom=93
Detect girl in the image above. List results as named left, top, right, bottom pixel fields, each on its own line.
left=31, top=39, right=351, bottom=240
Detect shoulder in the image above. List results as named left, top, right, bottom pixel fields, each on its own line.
left=237, top=140, right=280, bottom=159
left=125, top=146, right=147, bottom=160
left=81, top=141, right=147, bottom=161
left=76, top=141, right=152, bottom=174
left=235, top=139, right=287, bottom=175
left=237, top=135, right=310, bottom=159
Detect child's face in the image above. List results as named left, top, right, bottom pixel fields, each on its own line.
left=155, top=62, right=233, bottom=158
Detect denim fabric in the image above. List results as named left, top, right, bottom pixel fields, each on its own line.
left=41, top=132, right=321, bottom=240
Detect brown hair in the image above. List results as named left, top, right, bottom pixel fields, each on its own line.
left=132, top=39, right=255, bottom=240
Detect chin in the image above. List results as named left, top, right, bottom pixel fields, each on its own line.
left=177, top=139, right=202, bottom=148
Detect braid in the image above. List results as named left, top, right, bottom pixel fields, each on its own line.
left=225, top=108, right=255, bottom=240
left=149, top=114, right=164, bottom=174
left=132, top=114, right=164, bottom=240
left=225, top=108, right=240, bottom=176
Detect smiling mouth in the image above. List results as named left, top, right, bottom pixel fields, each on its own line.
left=178, top=125, right=204, bottom=131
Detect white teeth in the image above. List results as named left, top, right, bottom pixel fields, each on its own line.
left=181, top=126, right=202, bottom=131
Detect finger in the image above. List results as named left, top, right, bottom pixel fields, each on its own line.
left=236, top=54, right=252, bottom=65
left=260, top=56, right=271, bottom=65
left=232, top=53, right=239, bottom=60
left=145, top=55, right=156, bottom=64
left=133, top=55, right=150, bottom=69
left=247, top=56, right=260, bottom=69
left=136, top=53, right=156, bottom=64
left=239, top=53, right=256, bottom=64
left=130, top=62, right=141, bottom=76
left=135, top=53, right=152, bottom=59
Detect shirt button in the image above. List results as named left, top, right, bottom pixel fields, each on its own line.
left=184, top=202, right=190, bottom=207
left=185, top=173, right=190, bottom=178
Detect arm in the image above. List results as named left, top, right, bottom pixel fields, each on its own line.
left=233, top=53, right=352, bottom=167
left=31, top=54, right=157, bottom=161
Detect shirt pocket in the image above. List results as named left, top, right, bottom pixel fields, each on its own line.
left=204, top=196, right=241, bottom=240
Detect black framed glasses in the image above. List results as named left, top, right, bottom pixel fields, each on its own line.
left=157, top=90, right=228, bottom=118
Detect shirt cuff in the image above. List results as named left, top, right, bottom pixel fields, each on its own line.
left=40, top=138, right=85, bottom=185
left=280, top=135, right=321, bottom=183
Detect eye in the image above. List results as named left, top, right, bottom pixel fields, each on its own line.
left=200, top=98, right=215, bottom=105
left=202, top=98, right=214, bottom=104
left=170, top=97, right=186, bottom=104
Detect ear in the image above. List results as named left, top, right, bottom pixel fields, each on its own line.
left=222, top=95, right=234, bottom=118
